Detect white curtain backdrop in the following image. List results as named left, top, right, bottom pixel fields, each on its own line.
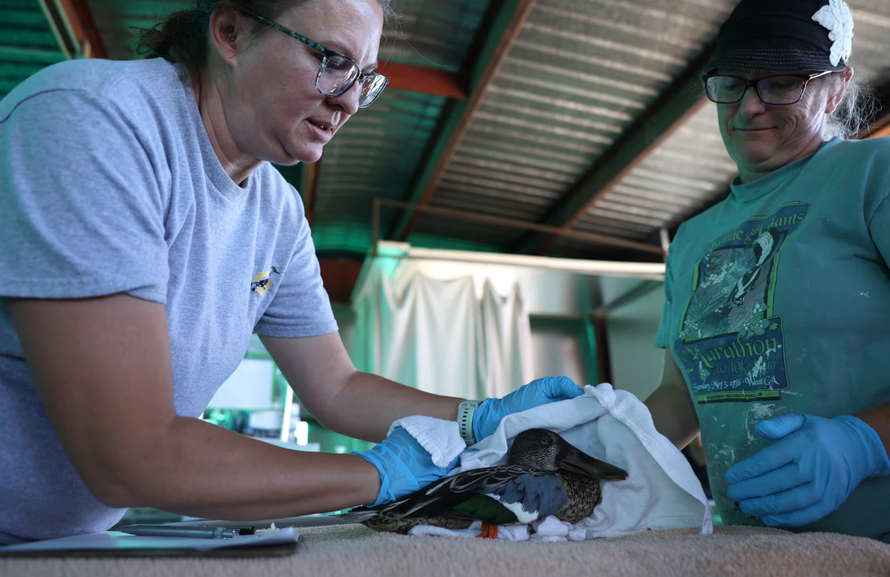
left=352, top=269, right=533, bottom=400
left=479, top=279, right=534, bottom=399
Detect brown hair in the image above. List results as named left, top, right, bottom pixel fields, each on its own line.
left=132, top=0, right=394, bottom=75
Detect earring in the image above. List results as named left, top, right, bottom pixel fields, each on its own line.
left=228, top=33, right=236, bottom=41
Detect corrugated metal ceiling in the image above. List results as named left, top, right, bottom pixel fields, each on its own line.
left=552, top=0, right=890, bottom=257
left=570, top=103, right=736, bottom=242
left=310, top=0, right=491, bottom=253
left=312, top=89, right=449, bottom=253
left=3, top=0, right=890, bottom=263
left=414, top=0, right=736, bottom=251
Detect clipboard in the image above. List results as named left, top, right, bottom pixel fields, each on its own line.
left=0, top=527, right=302, bottom=558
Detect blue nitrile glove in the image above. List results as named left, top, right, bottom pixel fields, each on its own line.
left=354, top=426, right=460, bottom=507
left=725, top=413, right=890, bottom=527
left=472, top=376, right=585, bottom=442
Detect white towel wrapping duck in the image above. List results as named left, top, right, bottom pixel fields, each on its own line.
left=388, top=383, right=712, bottom=541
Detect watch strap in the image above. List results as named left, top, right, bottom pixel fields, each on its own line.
left=457, top=400, right=482, bottom=446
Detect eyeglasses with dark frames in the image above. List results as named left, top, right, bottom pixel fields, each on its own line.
left=241, top=10, right=389, bottom=109
left=702, top=71, right=833, bottom=106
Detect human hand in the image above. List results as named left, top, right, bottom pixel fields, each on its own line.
left=354, top=426, right=459, bottom=507
left=725, top=413, right=890, bottom=527
left=472, top=376, right=585, bottom=442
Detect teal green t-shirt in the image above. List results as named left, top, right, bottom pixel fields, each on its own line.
left=655, top=136, right=890, bottom=542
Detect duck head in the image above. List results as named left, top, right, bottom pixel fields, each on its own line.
left=509, top=428, right=628, bottom=481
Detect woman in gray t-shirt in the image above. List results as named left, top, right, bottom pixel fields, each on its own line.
left=0, top=0, right=583, bottom=543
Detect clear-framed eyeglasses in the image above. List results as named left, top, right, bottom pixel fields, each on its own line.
left=243, top=10, right=389, bottom=109
left=702, top=70, right=833, bottom=106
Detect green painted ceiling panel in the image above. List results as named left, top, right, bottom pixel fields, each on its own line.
left=1, top=2, right=58, bottom=50
left=2, top=6, right=50, bottom=28
left=0, top=0, right=65, bottom=102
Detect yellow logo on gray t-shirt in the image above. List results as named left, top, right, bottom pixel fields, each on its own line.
left=250, top=267, right=280, bottom=296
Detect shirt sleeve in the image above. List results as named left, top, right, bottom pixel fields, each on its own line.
left=861, top=138, right=890, bottom=270
left=253, top=199, right=338, bottom=338
left=867, top=189, right=890, bottom=268
left=653, top=248, right=676, bottom=349
left=0, top=89, right=169, bottom=302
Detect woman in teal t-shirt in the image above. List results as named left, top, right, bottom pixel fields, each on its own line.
left=645, top=0, right=890, bottom=542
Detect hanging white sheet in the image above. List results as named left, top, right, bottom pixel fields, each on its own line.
left=352, top=269, right=533, bottom=399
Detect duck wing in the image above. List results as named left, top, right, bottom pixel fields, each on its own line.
left=344, top=464, right=569, bottom=526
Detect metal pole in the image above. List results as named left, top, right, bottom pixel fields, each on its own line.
left=372, top=198, right=381, bottom=258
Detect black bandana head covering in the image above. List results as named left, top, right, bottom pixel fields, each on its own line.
left=705, top=0, right=854, bottom=73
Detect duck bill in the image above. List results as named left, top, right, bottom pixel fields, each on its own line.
left=559, top=446, right=628, bottom=481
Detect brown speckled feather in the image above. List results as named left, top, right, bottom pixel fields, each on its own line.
left=552, top=471, right=602, bottom=524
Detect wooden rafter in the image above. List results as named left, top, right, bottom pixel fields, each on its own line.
left=861, top=81, right=890, bottom=140
left=50, top=0, right=108, bottom=59
left=380, top=62, right=468, bottom=100
left=872, top=124, right=890, bottom=139
left=373, top=198, right=665, bottom=255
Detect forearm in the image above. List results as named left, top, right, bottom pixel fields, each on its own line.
left=855, top=402, right=890, bottom=461
left=321, top=372, right=464, bottom=442
left=102, top=416, right=381, bottom=518
left=260, top=333, right=464, bottom=442
left=644, top=383, right=700, bottom=449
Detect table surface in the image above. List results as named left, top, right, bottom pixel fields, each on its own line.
left=2, top=522, right=889, bottom=577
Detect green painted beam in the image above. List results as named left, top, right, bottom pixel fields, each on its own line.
left=513, top=43, right=717, bottom=256
left=387, top=0, right=537, bottom=242
left=386, top=98, right=467, bottom=241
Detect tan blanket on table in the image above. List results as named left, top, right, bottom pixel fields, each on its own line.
left=2, top=524, right=889, bottom=577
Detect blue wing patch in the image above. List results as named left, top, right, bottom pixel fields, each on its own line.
left=482, top=473, right=567, bottom=518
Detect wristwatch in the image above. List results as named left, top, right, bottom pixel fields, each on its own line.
left=457, top=400, right=482, bottom=446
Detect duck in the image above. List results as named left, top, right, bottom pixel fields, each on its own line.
left=344, top=428, right=628, bottom=539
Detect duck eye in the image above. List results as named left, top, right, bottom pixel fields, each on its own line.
left=540, top=438, right=550, bottom=443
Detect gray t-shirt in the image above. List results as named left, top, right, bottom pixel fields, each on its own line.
left=0, top=58, right=338, bottom=543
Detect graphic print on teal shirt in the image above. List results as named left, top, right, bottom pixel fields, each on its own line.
left=674, top=203, right=808, bottom=405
